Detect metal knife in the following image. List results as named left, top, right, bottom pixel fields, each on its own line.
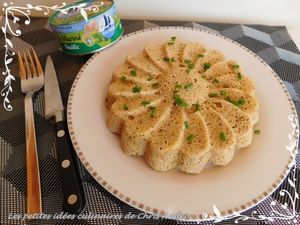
left=44, top=55, right=85, bottom=214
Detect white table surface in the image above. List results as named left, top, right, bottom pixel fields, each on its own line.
left=114, top=0, right=300, bottom=49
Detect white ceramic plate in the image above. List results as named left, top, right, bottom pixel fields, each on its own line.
left=67, top=27, right=297, bottom=221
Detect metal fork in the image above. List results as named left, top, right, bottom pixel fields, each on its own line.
left=18, top=48, right=44, bottom=214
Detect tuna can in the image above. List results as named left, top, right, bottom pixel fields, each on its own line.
left=49, top=0, right=123, bottom=55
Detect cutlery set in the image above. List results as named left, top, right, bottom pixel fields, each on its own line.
left=18, top=49, right=85, bottom=215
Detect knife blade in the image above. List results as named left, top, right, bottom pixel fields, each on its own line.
left=44, top=55, right=85, bottom=214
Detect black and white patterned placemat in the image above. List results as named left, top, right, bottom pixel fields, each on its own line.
left=0, top=18, right=300, bottom=225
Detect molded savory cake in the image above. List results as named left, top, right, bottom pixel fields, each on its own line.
left=106, top=37, right=259, bottom=174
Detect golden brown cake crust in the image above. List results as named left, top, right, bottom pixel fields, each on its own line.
left=106, top=38, right=259, bottom=174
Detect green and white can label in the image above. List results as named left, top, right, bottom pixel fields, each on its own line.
left=49, top=0, right=123, bottom=55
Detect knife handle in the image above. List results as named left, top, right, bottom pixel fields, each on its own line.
left=55, top=120, right=85, bottom=214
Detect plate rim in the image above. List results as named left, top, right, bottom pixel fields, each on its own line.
left=67, top=26, right=298, bottom=221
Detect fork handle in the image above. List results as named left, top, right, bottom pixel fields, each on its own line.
left=24, top=93, right=42, bottom=214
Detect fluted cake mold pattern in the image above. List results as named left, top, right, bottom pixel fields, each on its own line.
left=106, top=38, right=259, bottom=174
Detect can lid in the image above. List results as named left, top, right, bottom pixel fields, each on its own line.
left=49, top=0, right=113, bottom=26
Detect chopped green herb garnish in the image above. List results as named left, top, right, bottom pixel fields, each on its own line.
left=209, top=93, right=218, bottom=97
left=149, top=106, right=157, bottom=118
left=152, top=82, right=160, bottom=88
left=130, top=69, right=137, bottom=76
left=123, top=104, right=129, bottom=111
left=213, top=79, right=220, bottom=84
left=204, top=63, right=211, bottom=71
left=184, top=121, right=190, bottom=129
left=237, top=72, right=242, bottom=80
left=220, top=90, right=227, bottom=96
left=184, top=82, right=193, bottom=89
left=226, top=96, right=233, bottom=103
left=141, top=101, right=150, bottom=106
left=163, top=57, right=175, bottom=63
left=147, top=76, right=153, bottom=81
left=163, top=57, right=170, bottom=62
left=234, top=98, right=245, bottom=107
left=132, top=85, right=142, bottom=93
left=121, top=76, right=127, bottom=82
left=167, top=36, right=176, bottom=45
left=232, top=64, right=239, bottom=69
left=184, top=59, right=195, bottom=70
left=187, top=134, right=194, bottom=142
left=188, top=62, right=195, bottom=69
left=201, top=75, right=207, bottom=80
left=173, top=94, right=189, bottom=108
left=197, top=54, right=204, bottom=58
left=184, top=59, right=195, bottom=73
left=254, top=129, right=261, bottom=134
left=195, top=103, right=200, bottom=112
left=226, top=97, right=245, bottom=107
left=175, top=84, right=182, bottom=89
left=220, top=132, right=226, bottom=141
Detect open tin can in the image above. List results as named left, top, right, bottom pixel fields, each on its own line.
left=49, top=0, right=123, bottom=55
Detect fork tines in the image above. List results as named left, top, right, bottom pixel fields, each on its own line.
left=17, top=48, right=43, bottom=79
